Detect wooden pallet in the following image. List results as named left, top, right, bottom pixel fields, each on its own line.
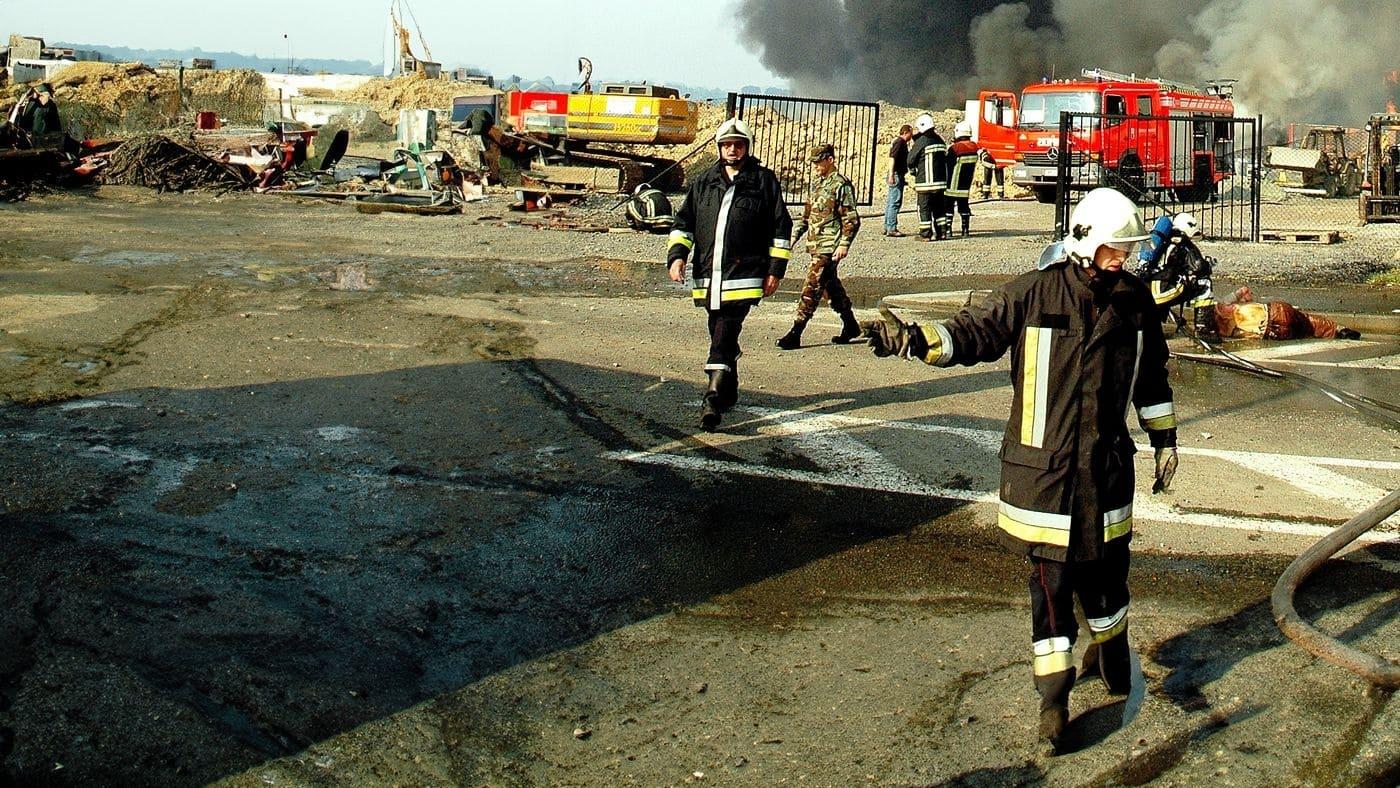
left=1260, top=229, right=1340, bottom=244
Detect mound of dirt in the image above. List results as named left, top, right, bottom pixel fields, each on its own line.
left=342, top=76, right=499, bottom=122
left=183, top=69, right=265, bottom=123
left=2, top=63, right=265, bottom=134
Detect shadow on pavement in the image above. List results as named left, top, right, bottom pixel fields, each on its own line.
left=0, top=356, right=1006, bottom=785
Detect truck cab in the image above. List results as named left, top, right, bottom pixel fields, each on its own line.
left=964, top=90, right=1018, bottom=169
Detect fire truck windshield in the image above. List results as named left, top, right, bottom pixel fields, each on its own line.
left=1019, top=91, right=1101, bottom=128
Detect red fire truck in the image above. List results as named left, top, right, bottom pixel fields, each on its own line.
left=973, top=68, right=1238, bottom=204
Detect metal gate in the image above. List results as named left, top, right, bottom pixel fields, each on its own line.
left=727, top=93, right=880, bottom=206
left=1051, top=111, right=1262, bottom=242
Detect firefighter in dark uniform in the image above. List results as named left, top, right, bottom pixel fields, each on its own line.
left=907, top=113, right=949, bottom=241
left=945, top=121, right=981, bottom=238
left=1136, top=212, right=1218, bottom=339
left=776, top=143, right=862, bottom=349
left=668, top=118, right=793, bottom=431
left=865, top=188, right=1180, bottom=753
left=625, top=183, right=674, bottom=233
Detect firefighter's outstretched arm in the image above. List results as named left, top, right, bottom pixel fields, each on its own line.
left=865, top=287, right=1021, bottom=367
left=1133, top=307, right=1179, bottom=492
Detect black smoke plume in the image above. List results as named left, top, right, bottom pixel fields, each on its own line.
left=735, top=0, right=1400, bottom=124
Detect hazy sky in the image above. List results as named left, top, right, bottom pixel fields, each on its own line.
left=2, top=0, right=787, bottom=89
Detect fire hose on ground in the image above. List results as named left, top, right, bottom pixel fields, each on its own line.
left=1173, top=331, right=1400, bottom=689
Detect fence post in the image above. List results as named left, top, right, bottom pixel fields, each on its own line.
left=1055, top=111, right=1071, bottom=238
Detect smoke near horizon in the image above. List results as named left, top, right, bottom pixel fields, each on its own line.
left=735, top=0, right=1400, bottom=124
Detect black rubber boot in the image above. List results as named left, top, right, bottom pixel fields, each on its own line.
left=1077, top=641, right=1101, bottom=686
left=960, top=215, right=970, bottom=237
left=1037, top=704, right=1069, bottom=757
left=714, top=369, right=738, bottom=412
left=776, top=321, right=806, bottom=350
left=699, top=371, right=723, bottom=431
left=1034, top=668, right=1074, bottom=756
left=832, top=310, right=862, bottom=343
left=1097, top=632, right=1133, bottom=696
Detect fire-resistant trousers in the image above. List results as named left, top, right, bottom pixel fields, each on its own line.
left=916, top=191, right=946, bottom=238
left=705, top=302, right=752, bottom=375
left=794, top=254, right=852, bottom=323
left=1028, top=538, right=1132, bottom=713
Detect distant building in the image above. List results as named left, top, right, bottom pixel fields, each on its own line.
left=156, top=58, right=182, bottom=70
left=452, top=68, right=493, bottom=87
left=190, top=58, right=215, bottom=70
left=8, top=34, right=42, bottom=61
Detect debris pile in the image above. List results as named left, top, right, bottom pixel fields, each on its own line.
left=99, top=135, right=250, bottom=192
left=341, top=76, right=499, bottom=122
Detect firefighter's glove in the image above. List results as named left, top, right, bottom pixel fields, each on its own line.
left=1152, top=446, right=1178, bottom=494
left=864, top=304, right=928, bottom=360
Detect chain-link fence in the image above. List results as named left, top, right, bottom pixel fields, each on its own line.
left=1257, top=123, right=1369, bottom=237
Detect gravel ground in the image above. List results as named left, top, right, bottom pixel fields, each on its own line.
left=467, top=189, right=1400, bottom=285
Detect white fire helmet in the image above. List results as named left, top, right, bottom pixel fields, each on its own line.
left=1062, top=188, right=1150, bottom=267
left=1171, top=211, right=1201, bottom=238
left=714, top=117, right=753, bottom=148
left=954, top=120, right=973, bottom=139
left=914, top=113, right=935, bottom=134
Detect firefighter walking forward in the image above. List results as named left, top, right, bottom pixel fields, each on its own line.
left=668, top=118, right=792, bottom=431
left=908, top=113, right=949, bottom=241
left=865, top=188, right=1180, bottom=753
left=777, top=143, right=862, bottom=350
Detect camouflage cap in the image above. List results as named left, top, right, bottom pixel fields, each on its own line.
left=808, top=143, right=835, bottom=162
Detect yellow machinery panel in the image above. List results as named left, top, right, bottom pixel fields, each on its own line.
left=565, top=94, right=697, bottom=145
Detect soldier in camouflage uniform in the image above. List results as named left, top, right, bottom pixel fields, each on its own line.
left=777, top=144, right=862, bottom=349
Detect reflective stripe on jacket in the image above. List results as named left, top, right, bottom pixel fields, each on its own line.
left=667, top=157, right=793, bottom=310
left=915, top=253, right=1177, bottom=561
left=908, top=130, right=948, bottom=193
left=945, top=139, right=980, bottom=199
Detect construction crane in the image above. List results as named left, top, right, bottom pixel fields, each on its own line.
left=384, top=0, right=440, bottom=79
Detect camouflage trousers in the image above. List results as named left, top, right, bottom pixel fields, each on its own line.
left=795, top=253, right=853, bottom=323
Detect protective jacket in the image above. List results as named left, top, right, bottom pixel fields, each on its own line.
left=945, top=138, right=981, bottom=199
left=669, top=157, right=793, bottom=310
left=626, top=187, right=674, bottom=233
left=913, top=244, right=1177, bottom=561
left=907, top=130, right=948, bottom=193
left=1137, top=231, right=1214, bottom=312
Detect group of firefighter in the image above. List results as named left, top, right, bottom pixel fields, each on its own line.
left=903, top=112, right=988, bottom=241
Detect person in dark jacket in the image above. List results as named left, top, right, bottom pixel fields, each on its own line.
left=668, top=118, right=792, bottom=430
left=865, top=187, right=1179, bottom=754
left=907, top=112, right=949, bottom=240
left=17, top=83, right=61, bottom=137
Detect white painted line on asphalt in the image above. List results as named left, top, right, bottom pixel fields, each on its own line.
left=604, top=406, right=1400, bottom=541
left=604, top=448, right=1395, bottom=543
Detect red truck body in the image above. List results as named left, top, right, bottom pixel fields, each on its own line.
left=973, top=70, right=1237, bottom=203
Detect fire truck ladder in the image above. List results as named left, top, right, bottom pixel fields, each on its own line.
left=1080, top=67, right=1203, bottom=96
